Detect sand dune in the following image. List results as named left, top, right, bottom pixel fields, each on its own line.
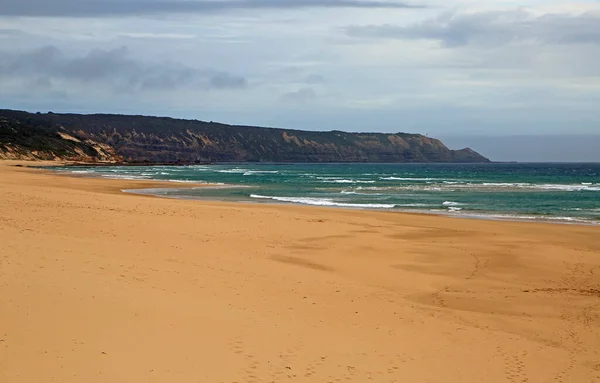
left=1, top=161, right=599, bottom=382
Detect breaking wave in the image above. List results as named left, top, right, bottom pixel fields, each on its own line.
left=250, top=194, right=396, bottom=209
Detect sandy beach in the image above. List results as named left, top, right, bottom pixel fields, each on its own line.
left=1, top=161, right=599, bottom=383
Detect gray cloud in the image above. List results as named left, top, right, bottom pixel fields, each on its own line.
left=31, top=77, right=53, bottom=90
left=0, top=28, right=27, bottom=37
left=0, top=46, right=247, bottom=91
left=345, top=10, right=600, bottom=47
left=1, top=2, right=598, bottom=140
left=140, top=68, right=196, bottom=90
left=280, top=87, right=317, bottom=103
left=305, top=74, right=326, bottom=84
left=1, top=0, right=423, bottom=17
left=210, top=72, right=248, bottom=89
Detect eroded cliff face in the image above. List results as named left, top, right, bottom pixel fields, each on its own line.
left=0, top=110, right=490, bottom=163
left=0, top=113, right=121, bottom=162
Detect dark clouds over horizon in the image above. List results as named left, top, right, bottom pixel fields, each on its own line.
left=0, top=0, right=422, bottom=17
left=345, top=10, right=600, bottom=47
left=0, top=46, right=248, bottom=92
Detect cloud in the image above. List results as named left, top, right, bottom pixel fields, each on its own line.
left=1, top=0, right=423, bottom=17
left=210, top=73, right=248, bottom=89
left=140, top=68, right=196, bottom=90
left=0, top=28, right=27, bottom=38
left=280, top=88, right=317, bottom=103
left=305, top=74, right=326, bottom=84
left=0, top=46, right=248, bottom=92
left=345, top=10, right=600, bottom=47
left=1, top=2, right=598, bottom=139
left=119, top=33, right=197, bottom=40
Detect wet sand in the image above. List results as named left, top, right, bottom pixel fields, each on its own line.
left=1, top=161, right=599, bottom=382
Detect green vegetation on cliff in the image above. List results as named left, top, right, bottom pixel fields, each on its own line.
left=0, top=109, right=489, bottom=163
left=0, top=111, right=119, bottom=161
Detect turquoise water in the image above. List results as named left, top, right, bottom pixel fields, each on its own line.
left=55, top=163, right=600, bottom=224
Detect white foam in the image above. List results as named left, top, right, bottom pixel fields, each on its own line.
left=535, top=184, right=600, bottom=192
left=319, top=179, right=376, bottom=184
left=481, top=182, right=529, bottom=187
left=443, top=201, right=462, bottom=206
left=100, top=174, right=151, bottom=180
left=243, top=170, right=279, bottom=176
left=479, top=183, right=600, bottom=192
left=249, top=194, right=396, bottom=209
left=367, top=181, right=600, bottom=193
left=381, top=177, right=440, bottom=181
left=186, top=166, right=212, bottom=171
left=340, top=190, right=386, bottom=196
left=217, top=168, right=247, bottom=173
left=168, top=179, right=210, bottom=184
left=355, top=185, right=448, bottom=192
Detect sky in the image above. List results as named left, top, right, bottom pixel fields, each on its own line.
left=1, top=0, right=599, bottom=160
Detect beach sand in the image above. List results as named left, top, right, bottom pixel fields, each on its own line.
left=1, top=161, right=599, bottom=382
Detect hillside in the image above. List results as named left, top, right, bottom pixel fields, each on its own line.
left=0, top=112, right=120, bottom=162
left=0, top=109, right=489, bottom=163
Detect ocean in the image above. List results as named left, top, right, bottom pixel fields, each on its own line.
left=54, top=163, right=600, bottom=224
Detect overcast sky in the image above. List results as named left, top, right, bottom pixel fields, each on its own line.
left=1, top=0, right=599, bottom=158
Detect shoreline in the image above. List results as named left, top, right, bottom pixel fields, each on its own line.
left=10, top=159, right=600, bottom=230
left=123, top=186, right=600, bottom=226
left=2, top=159, right=600, bottom=382
left=18, top=161, right=216, bottom=194
left=39, top=161, right=600, bottom=227
left=6, top=159, right=600, bottom=236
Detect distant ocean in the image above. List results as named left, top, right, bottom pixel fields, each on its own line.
left=54, top=163, right=600, bottom=225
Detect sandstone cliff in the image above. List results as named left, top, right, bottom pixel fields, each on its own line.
left=0, top=112, right=121, bottom=162
left=0, top=110, right=489, bottom=163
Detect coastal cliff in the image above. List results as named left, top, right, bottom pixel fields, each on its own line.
left=0, top=112, right=121, bottom=162
left=0, top=109, right=489, bottom=163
